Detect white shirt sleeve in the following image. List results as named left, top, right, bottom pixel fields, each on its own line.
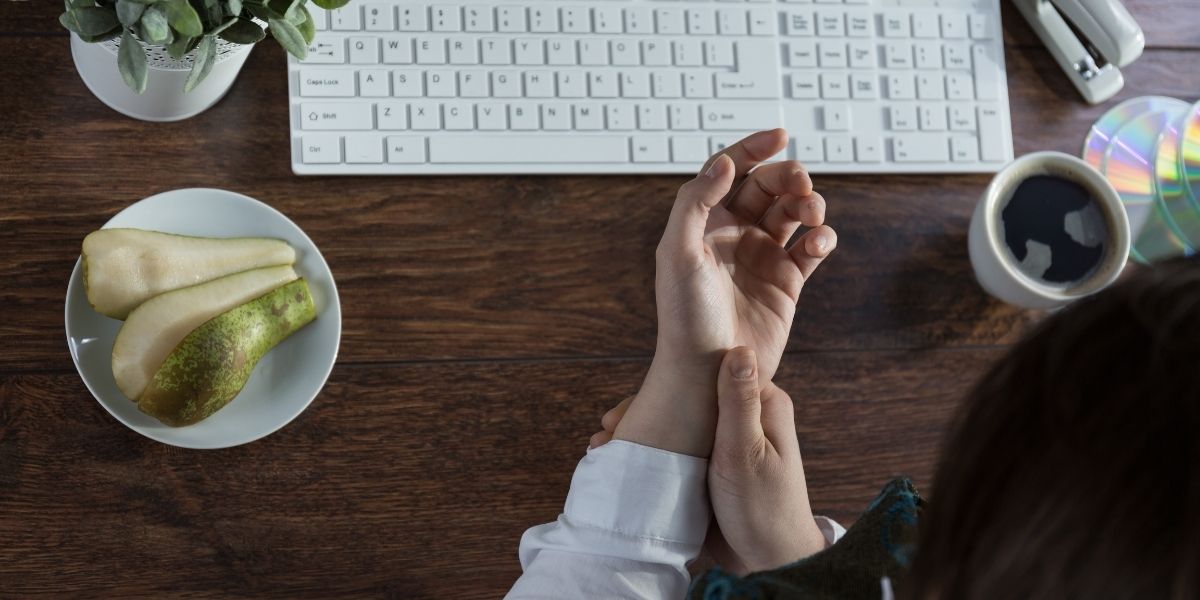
left=505, top=440, right=711, bottom=600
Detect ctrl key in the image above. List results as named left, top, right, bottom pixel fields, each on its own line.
left=302, top=134, right=342, bottom=163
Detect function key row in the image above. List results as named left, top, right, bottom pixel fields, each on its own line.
left=784, top=9, right=991, bottom=39
left=314, top=4, right=775, bottom=36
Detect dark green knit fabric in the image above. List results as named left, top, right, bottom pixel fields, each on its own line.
left=689, top=478, right=923, bottom=600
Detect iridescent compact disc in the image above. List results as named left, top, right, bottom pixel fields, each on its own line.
left=1182, top=101, right=1200, bottom=210
left=1103, top=109, right=1191, bottom=263
left=1083, top=96, right=1189, bottom=169
left=1155, top=112, right=1200, bottom=249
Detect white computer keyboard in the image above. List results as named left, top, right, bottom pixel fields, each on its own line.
left=288, top=0, right=1014, bottom=175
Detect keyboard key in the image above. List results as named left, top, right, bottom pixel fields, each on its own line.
left=918, top=104, right=947, bottom=130
left=671, top=136, right=708, bottom=164
left=393, top=69, right=423, bottom=96
left=477, top=102, right=506, bottom=129
left=481, top=38, right=512, bottom=64
left=819, top=42, right=848, bottom=68
left=747, top=8, right=774, bottom=35
left=416, top=38, right=446, bottom=63
left=795, top=137, right=824, bottom=162
left=302, top=39, right=345, bottom=64
left=972, top=44, right=1000, bottom=100
left=529, top=7, right=558, bottom=32
left=701, top=103, right=781, bottom=130
left=632, top=136, right=669, bottom=162
left=670, top=104, right=700, bottom=130
left=593, top=7, right=622, bottom=33
left=717, top=8, right=747, bottom=35
left=892, top=133, right=948, bottom=162
left=914, top=42, right=940, bottom=69
left=916, top=72, right=944, bottom=99
left=432, top=6, right=461, bottom=31
left=822, top=104, right=850, bottom=130
left=951, top=135, right=978, bottom=162
left=299, top=70, right=355, bottom=97
left=656, top=8, right=685, bottom=35
left=514, top=38, right=545, bottom=65
left=349, top=37, right=379, bottom=64
left=825, top=136, right=853, bottom=162
left=684, top=73, right=714, bottom=98
left=948, top=104, right=975, bottom=131
left=346, top=133, right=384, bottom=163
left=638, top=104, right=668, bottom=130
left=511, top=102, right=539, bottom=129
left=561, top=7, right=590, bottom=33
left=300, top=102, right=373, bottom=130
left=524, top=71, right=553, bottom=97
left=943, top=43, right=969, bottom=70
left=816, top=11, right=844, bottom=36
left=820, top=73, right=848, bottom=99
left=621, top=72, right=651, bottom=98
left=911, top=12, right=937, bottom=38
left=847, top=13, right=871, bottom=37
left=547, top=40, right=576, bottom=65
left=940, top=12, right=967, bottom=38
left=558, top=71, right=586, bottom=97
left=687, top=8, right=716, bottom=35
left=580, top=39, right=609, bottom=65
left=789, top=41, right=817, bottom=67
left=497, top=7, right=526, bottom=32
left=382, top=38, right=414, bottom=64
left=706, top=40, right=735, bottom=67
left=626, top=7, right=654, bottom=34
left=362, top=4, right=395, bottom=31
left=607, top=105, right=635, bottom=130
left=459, top=70, right=487, bottom=97
left=590, top=72, right=618, bottom=98
left=427, top=70, right=456, bottom=96
left=411, top=101, right=441, bottom=129
left=398, top=6, right=428, bottom=31
left=848, top=40, right=874, bottom=68
left=465, top=6, right=494, bottom=32
left=430, top=135, right=628, bottom=162
left=945, top=73, right=972, bottom=100
left=612, top=40, right=640, bottom=66
left=386, top=136, right=426, bottom=162
left=850, top=73, right=877, bottom=98
left=331, top=6, right=361, bottom=30
left=377, top=101, right=408, bottom=129
left=855, top=136, right=883, bottom=161
left=359, top=69, right=389, bottom=96
left=444, top=101, right=474, bottom=129
left=791, top=72, right=819, bottom=99
left=302, top=134, right=341, bottom=163
left=882, top=13, right=909, bottom=37
left=653, top=72, right=683, bottom=98
left=492, top=70, right=520, bottom=97
left=884, top=42, right=912, bottom=69
left=448, top=37, right=479, bottom=64
left=889, top=105, right=916, bottom=130
left=969, top=14, right=992, bottom=39
left=714, top=40, right=781, bottom=99
left=544, top=103, right=571, bottom=130
left=644, top=40, right=671, bottom=66
left=886, top=74, right=914, bottom=99
left=785, top=11, right=815, bottom=36
left=575, top=103, right=604, bottom=129
left=978, top=106, right=1005, bottom=161
left=674, top=39, right=703, bottom=67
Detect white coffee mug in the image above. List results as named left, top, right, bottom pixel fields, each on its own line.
left=968, top=151, right=1131, bottom=309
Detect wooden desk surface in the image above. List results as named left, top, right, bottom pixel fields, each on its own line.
left=2, top=1, right=1197, bottom=596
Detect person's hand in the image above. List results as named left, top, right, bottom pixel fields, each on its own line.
left=706, top=347, right=826, bottom=574
left=614, top=129, right=837, bottom=457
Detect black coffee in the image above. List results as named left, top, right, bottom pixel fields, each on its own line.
left=1001, top=175, right=1107, bottom=285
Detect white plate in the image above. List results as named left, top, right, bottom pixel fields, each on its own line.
left=64, top=189, right=342, bottom=449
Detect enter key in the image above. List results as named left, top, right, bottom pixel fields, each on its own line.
left=715, top=39, right=782, bottom=99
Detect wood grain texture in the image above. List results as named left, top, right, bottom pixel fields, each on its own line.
left=0, top=348, right=999, bottom=598
left=1, top=1, right=1197, bottom=597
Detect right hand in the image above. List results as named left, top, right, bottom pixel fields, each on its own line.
left=706, top=346, right=827, bottom=574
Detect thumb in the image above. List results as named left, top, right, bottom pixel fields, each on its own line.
left=716, top=347, right=764, bottom=449
left=662, top=154, right=735, bottom=252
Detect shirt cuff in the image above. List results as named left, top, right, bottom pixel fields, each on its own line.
left=564, top=440, right=710, bottom=547
left=814, top=515, right=847, bottom=547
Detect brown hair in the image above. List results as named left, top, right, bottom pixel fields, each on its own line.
left=905, top=258, right=1200, bottom=599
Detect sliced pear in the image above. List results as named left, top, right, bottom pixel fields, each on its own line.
left=111, top=265, right=299, bottom=402
left=82, top=228, right=296, bottom=319
left=138, top=279, right=317, bottom=427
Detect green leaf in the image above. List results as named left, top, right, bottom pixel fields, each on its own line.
left=115, top=0, right=146, bottom=26
left=123, top=0, right=163, bottom=4
left=166, top=31, right=194, bottom=58
left=117, top=29, right=148, bottom=93
left=140, top=3, right=171, bottom=43
left=184, top=35, right=217, bottom=92
left=296, top=4, right=314, bottom=44
left=66, top=0, right=96, bottom=9
left=217, top=17, right=265, bottom=44
left=224, top=0, right=242, bottom=17
left=268, top=16, right=306, bottom=59
left=311, top=0, right=348, bottom=10
left=210, top=16, right=238, bottom=35
left=63, top=7, right=121, bottom=35
left=164, top=0, right=202, bottom=37
left=246, top=3, right=276, bottom=21
left=200, top=0, right=223, bottom=28
left=75, top=27, right=123, bottom=43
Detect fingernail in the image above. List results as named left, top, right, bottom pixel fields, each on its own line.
left=814, top=235, right=828, bottom=252
left=705, top=160, right=719, bottom=178
left=732, top=351, right=756, bottom=380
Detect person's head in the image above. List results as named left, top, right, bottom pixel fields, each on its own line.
left=906, top=258, right=1200, bottom=599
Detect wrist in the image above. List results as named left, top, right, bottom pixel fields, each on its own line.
left=612, top=351, right=723, bottom=457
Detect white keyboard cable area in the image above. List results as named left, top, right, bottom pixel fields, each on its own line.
left=287, top=0, right=1014, bottom=175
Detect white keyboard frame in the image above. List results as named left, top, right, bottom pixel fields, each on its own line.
left=288, top=0, right=1015, bottom=176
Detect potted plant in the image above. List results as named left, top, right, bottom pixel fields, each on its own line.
left=61, top=0, right=349, bottom=121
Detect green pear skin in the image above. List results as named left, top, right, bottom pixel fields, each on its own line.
left=138, top=279, right=317, bottom=427
left=82, top=228, right=296, bottom=319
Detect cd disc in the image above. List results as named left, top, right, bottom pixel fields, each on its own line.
left=1155, top=112, right=1200, bottom=249
left=1182, top=102, right=1200, bottom=209
left=1083, top=96, right=1189, bottom=169
left=1103, top=109, right=1191, bottom=263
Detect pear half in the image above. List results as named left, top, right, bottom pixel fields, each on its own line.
left=112, top=265, right=299, bottom=401
left=138, top=279, right=317, bottom=427
left=83, top=229, right=296, bottom=319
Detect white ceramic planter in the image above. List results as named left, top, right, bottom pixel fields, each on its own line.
left=69, top=32, right=254, bottom=122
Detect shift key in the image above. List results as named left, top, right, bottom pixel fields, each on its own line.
left=300, top=102, right=374, bottom=130
left=701, top=103, right=783, bottom=130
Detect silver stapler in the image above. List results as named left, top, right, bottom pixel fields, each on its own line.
left=1013, top=0, right=1145, bottom=104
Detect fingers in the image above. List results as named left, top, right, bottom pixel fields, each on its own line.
left=787, top=225, right=837, bottom=283
left=600, top=396, right=634, bottom=432
left=725, top=161, right=814, bottom=225
left=589, top=430, right=613, bottom=449
left=662, top=154, right=736, bottom=253
left=699, top=129, right=788, bottom=178
left=715, top=347, right=764, bottom=447
left=758, top=384, right=800, bottom=461
left=758, top=192, right=826, bottom=246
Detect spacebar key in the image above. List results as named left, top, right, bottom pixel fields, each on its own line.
left=430, top=135, right=629, bottom=163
